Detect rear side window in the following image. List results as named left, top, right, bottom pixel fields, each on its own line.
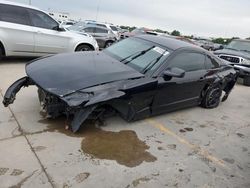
left=110, top=26, right=118, bottom=31
left=96, top=23, right=106, bottom=28
left=205, top=55, right=220, bottom=69
left=28, top=9, right=58, bottom=30
left=84, top=27, right=95, bottom=33
left=95, top=28, right=108, bottom=33
left=0, top=4, right=30, bottom=26
left=168, top=52, right=205, bottom=72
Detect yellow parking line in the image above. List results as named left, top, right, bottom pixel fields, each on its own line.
left=146, top=118, right=226, bottom=168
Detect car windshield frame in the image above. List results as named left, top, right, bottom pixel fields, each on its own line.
left=103, top=37, right=171, bottom=75
left=226, top=40, right=250, bottom=53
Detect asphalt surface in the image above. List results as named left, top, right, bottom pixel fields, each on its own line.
left=0, top=58, right=250, bottom=188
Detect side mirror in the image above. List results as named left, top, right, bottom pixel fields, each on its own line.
left=163, top=67, right=185, bottom=80
left=58, top=24, right=66, bottom=31
left=53, top=24, right=65, bottom=31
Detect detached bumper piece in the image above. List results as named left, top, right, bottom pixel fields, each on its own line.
left=2, top=76, right=33, bottom=107
left=222, top=72, right=239, bottom=102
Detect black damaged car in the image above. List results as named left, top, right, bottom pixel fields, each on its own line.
left=3, top=35, right=238, bottom=132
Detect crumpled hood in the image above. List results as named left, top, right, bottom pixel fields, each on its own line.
left=26, top=52, right=143, bottom=96
left=214, top=49, right=250, bottom=60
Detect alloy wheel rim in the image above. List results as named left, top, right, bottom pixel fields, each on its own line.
left=207, top=88, right=221, bottom=106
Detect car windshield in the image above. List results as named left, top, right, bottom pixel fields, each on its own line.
left=68, top=22, right=85, bottom=31
left=103, top=38, right=170, bottom=74
left=110, top=26, right=118, bottom=31
left=226, top=40, right=250, bottom=53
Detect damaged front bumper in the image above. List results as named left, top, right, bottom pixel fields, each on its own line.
left=3, top=76, right=33, bottom=107
left=2, top=77, right=125, bottom=133
left=2, top=77, right=98, bottom=132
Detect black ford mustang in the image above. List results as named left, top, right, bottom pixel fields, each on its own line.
left=3, top=35, right=238, bottom=132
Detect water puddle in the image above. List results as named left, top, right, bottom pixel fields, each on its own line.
left=81, top=126, right=157, bottom=167
left=38, top=117, right=157, bottom=167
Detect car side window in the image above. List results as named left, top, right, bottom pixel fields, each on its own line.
left=0, top=4, right=31, bottom=26
left=205, top=55, right=220, bottom=69
left=28, top=9, right=58, bottom=30
left=167, top=52, right=206, bottom=72
left=95, top=28, right=108, bottom=33
left=84, top=27, right=95, bottom=33
left=97, top=23, right=107, bottom=28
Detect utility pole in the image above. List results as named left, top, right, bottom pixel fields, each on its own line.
left=29, top=0, right=31, bottom=5
left=95, top=0, right=101, bottom=21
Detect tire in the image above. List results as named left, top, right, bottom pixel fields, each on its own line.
left=0, top=46, right=3, bottom=61
left=75, top=44, right=93, bottom=52
left=201, top=84, right=222, bottom=109
left=105, top=41, right=113, bottom=48
left=243, top=76, right=250, bottom=86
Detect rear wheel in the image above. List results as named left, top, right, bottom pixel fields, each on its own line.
left=201, top=84, right=222, bottom=108
left=75, top=44, right=93, bottom=52
left=0, top=46, right=3, bottom=61
left=105, top=41, right=114, bottom=48
left=243, top=76, right=250, bottom=86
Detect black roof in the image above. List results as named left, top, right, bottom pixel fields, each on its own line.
left=136, top=35, right=197, bottom=51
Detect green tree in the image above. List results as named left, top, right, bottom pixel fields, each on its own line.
left=171, top=30, right=181, bottom=36
left=119, top=26, right=136, bottom=32
left=212, top=38, right=226, bottom=44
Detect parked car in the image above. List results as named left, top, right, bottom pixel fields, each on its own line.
left=3, top=35, right=238, bottom=132
left=84, top=20, right=120, bottom=40
left=60, top=21, right=75, bottom=28
left=214, top=39, right=250, bottom=86
left=213, top=43, right=224, bottom=51
left=68, top=24, right=116, bottom=49
left=120, top=27, right=153, bottom=39
left=194, top=40, right=215, bottom=51
left=0, top=1, right=98, bottom=60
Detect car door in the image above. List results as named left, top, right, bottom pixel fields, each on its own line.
left=93, top=28, right=108, bottom=48
left=83, top=27, right=95, bottom=36
left=0, top=4, right=35, bottom=55
left=27, top=9, right=70, bottom=54
left=152, top=51, right=207, bottom=115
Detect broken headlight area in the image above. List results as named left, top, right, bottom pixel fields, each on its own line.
left=38, top=89, right=93, bottom=117
left=37, top=88, right=109, bottom=132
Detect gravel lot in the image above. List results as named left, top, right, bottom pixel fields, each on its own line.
left=0, top=58, right=250, bottom=188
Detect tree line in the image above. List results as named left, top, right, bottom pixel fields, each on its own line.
left=120, top=25, right=249, bottom=44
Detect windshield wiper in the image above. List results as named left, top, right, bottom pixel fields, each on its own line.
left=141, top=50, right=168, bottom=74
left=120, top=46, right=155, bottom=64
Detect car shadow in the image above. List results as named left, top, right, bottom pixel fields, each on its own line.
left=0, top=57, right=37, bottom=64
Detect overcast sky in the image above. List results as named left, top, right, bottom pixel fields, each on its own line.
left=9, top=0, right=250, bottom=38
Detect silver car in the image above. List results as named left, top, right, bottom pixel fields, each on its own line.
left=0, top=1, right=98, bottom=60
left=69, top=23, right=117, bottom=49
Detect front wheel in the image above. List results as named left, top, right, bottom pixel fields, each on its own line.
left=201, top=84, right=222, bottom=109
left=75, top=44, right=93, bottom=52
left=0, top=46, right=3, bottom=61
left=105, top=41, right=114, bottom=48
left=243, top=76, right=250, bottom=86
